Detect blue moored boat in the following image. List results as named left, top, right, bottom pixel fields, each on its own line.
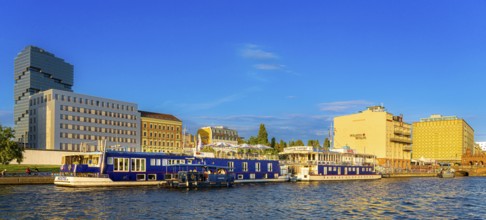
left=55, top=148, right=288, bottom=187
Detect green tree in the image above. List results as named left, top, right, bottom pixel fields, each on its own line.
left=247, top=136, right=258, bottom=145
left=307, top=140, right=321, bottom=149
left=257, top=124, right=269, bottom=145
left=277, top=140, right=286, bottom=152
left=324, top=137, right=331, bottom=150
left=270, top=137, right=276, bottom=149
left=295, top=139, right=304, bottom=146
left=0, top=125, right=24, bottom=165
left=237, top=137, right=246, bottom=144
left=289, top=140, right=295, bottom=147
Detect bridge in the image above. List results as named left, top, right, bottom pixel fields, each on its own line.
left=453, top=166, right=486, bottom=176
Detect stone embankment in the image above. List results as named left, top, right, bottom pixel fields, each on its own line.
left=0, top=173, right=54, bottom=185
left=383, top=173, right=437, bottom=178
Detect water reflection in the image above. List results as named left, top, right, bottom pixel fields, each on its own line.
left=1, top=178, right=486, bottom=219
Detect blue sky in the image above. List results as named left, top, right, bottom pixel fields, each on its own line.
left=1, top=1, right=485, bottom=142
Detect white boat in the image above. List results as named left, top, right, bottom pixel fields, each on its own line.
left=279, top=146, right=381, bottom=181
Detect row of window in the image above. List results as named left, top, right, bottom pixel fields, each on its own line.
left=143, top=123, right=180, bottom=132
left=60, top=114, right=137, bottom=128
left=142, top=140, right=179, bottom=147
left=59, top=143, right=99, bottom=151
left=59, top=132, right=137, bottom=143
left=143, top=132, right=179, bottom=139
left=54, top=93, right=136, bottom=112
left=326, top=167, right=373, bottom=172
left=241, top=162, right=273, bottom=172
left=60, top=123, right=137, bottom=136
left=60, top=105, right=137, bottom=120
left=212, top=129, right=237, bottom=136
left=108, top=158, right=274, bottom=174
left=212, top=136, right=237, bottom=141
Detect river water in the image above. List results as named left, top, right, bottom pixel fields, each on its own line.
left=1, top=177, right=485, bottom=219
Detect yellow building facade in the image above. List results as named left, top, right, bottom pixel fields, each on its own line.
left=334, top=106, right=412, bottom=170
left=140, top=111, right=182, bottom=153
left=412, top=115, right=474, bottom=163
left=197, top=126, right=239, bottom=146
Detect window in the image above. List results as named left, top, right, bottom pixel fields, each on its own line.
left=150, top=158, right=156, bottom=166
left=136, top=174, right=145, bottom=181
left=267, top=163, right=273, bottom=172
left=131, top=158, right=146, bottom=172
left=238, top=174, right=244, bottom=180
left=113, top=158, right=129, bottom=172
left=243, top=162, right=248, bottom=172
left=256, top=162, right=261, bottom=172
left=250, top=173, right=255, bottom=179
left=156, top=159, right=161, bottom=166
left=148, top=174, right=156, bottom=181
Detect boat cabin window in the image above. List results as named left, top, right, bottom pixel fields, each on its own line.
left=255, top=163, right=261, bottom=172
left=131, top=158, right=146, bottom=172
left=136, top=174, right=145, bottom=181
left=267, top=163, right=273, bottom=172
left=242, top=162, right=248, bottom=172
left=227, top=161, right=234, bottom=172
left=114, top=158, right=129, bottom=172
left=62, top=154, right=100, bottom=167
left=150, top=159, right=156, bottom=166
left=238, top=174, right=244, bottom=180
left=250, top=173, right=255, bottom=179
left=148, top=174, right=156, bottom=181
left=156, top=159, right=161, bottom=166
left=107, top=157, right=113, bottom=165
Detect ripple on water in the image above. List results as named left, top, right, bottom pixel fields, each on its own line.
left=2, top=178, right=486, bottom=219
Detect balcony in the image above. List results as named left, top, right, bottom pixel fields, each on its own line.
left=394, top=129, right=411, bottom=136
left=390, top=137, right=412, bottom=144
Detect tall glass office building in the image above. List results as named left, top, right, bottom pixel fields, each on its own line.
left=13, top=46, right=74, bottom=146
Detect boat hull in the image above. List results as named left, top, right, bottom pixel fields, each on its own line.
left=54, top=176, right=164, bottom=187
left=308, top=174, right=381, bottom=181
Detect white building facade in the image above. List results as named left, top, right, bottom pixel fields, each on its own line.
left=28, top=89, right=140, bottom=152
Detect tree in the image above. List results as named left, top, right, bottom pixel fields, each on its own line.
left=270, top=137, right=276, bottom=149
left=237, top=137, right=246, bottom=144
left=295, top=139, right=304, bottom=146
left=324, top=137, right=331, bottom=150
left=277, top=140, right=286, bottom=152
left=289, top=140, right=295, bottom=147
left=247, top=136, right=258, bottom=145
left=307, top=140, right=321, bottom=149
left=0, top=125, right=24, bottom=165
left=257, top=124, right=269, bottom=145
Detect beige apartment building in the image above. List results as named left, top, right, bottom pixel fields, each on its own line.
left=140, top=111, right=182, bottom=153
left=197, top=126, right=239, bottom=146
left=412, top=115, right=474, bottom=164
left=334, top=106, right=412, bottom=170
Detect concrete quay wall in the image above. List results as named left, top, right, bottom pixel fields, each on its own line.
left=384, top=173, right=437, bottom=178
left=0, top=176, right=54, bottom=185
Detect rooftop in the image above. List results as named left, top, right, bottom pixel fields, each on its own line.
left=139, top=110, right=181, bottom=122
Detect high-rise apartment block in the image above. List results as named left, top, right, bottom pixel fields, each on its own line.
left=14, top=46, right=74, bottom=144
left=412, top=114, right=474, bottom=163
left=29, top=89, right=140, bottom=151
left=139, top=111, right=182, bottom=153
left=334, top=106, right=412, bottom=170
